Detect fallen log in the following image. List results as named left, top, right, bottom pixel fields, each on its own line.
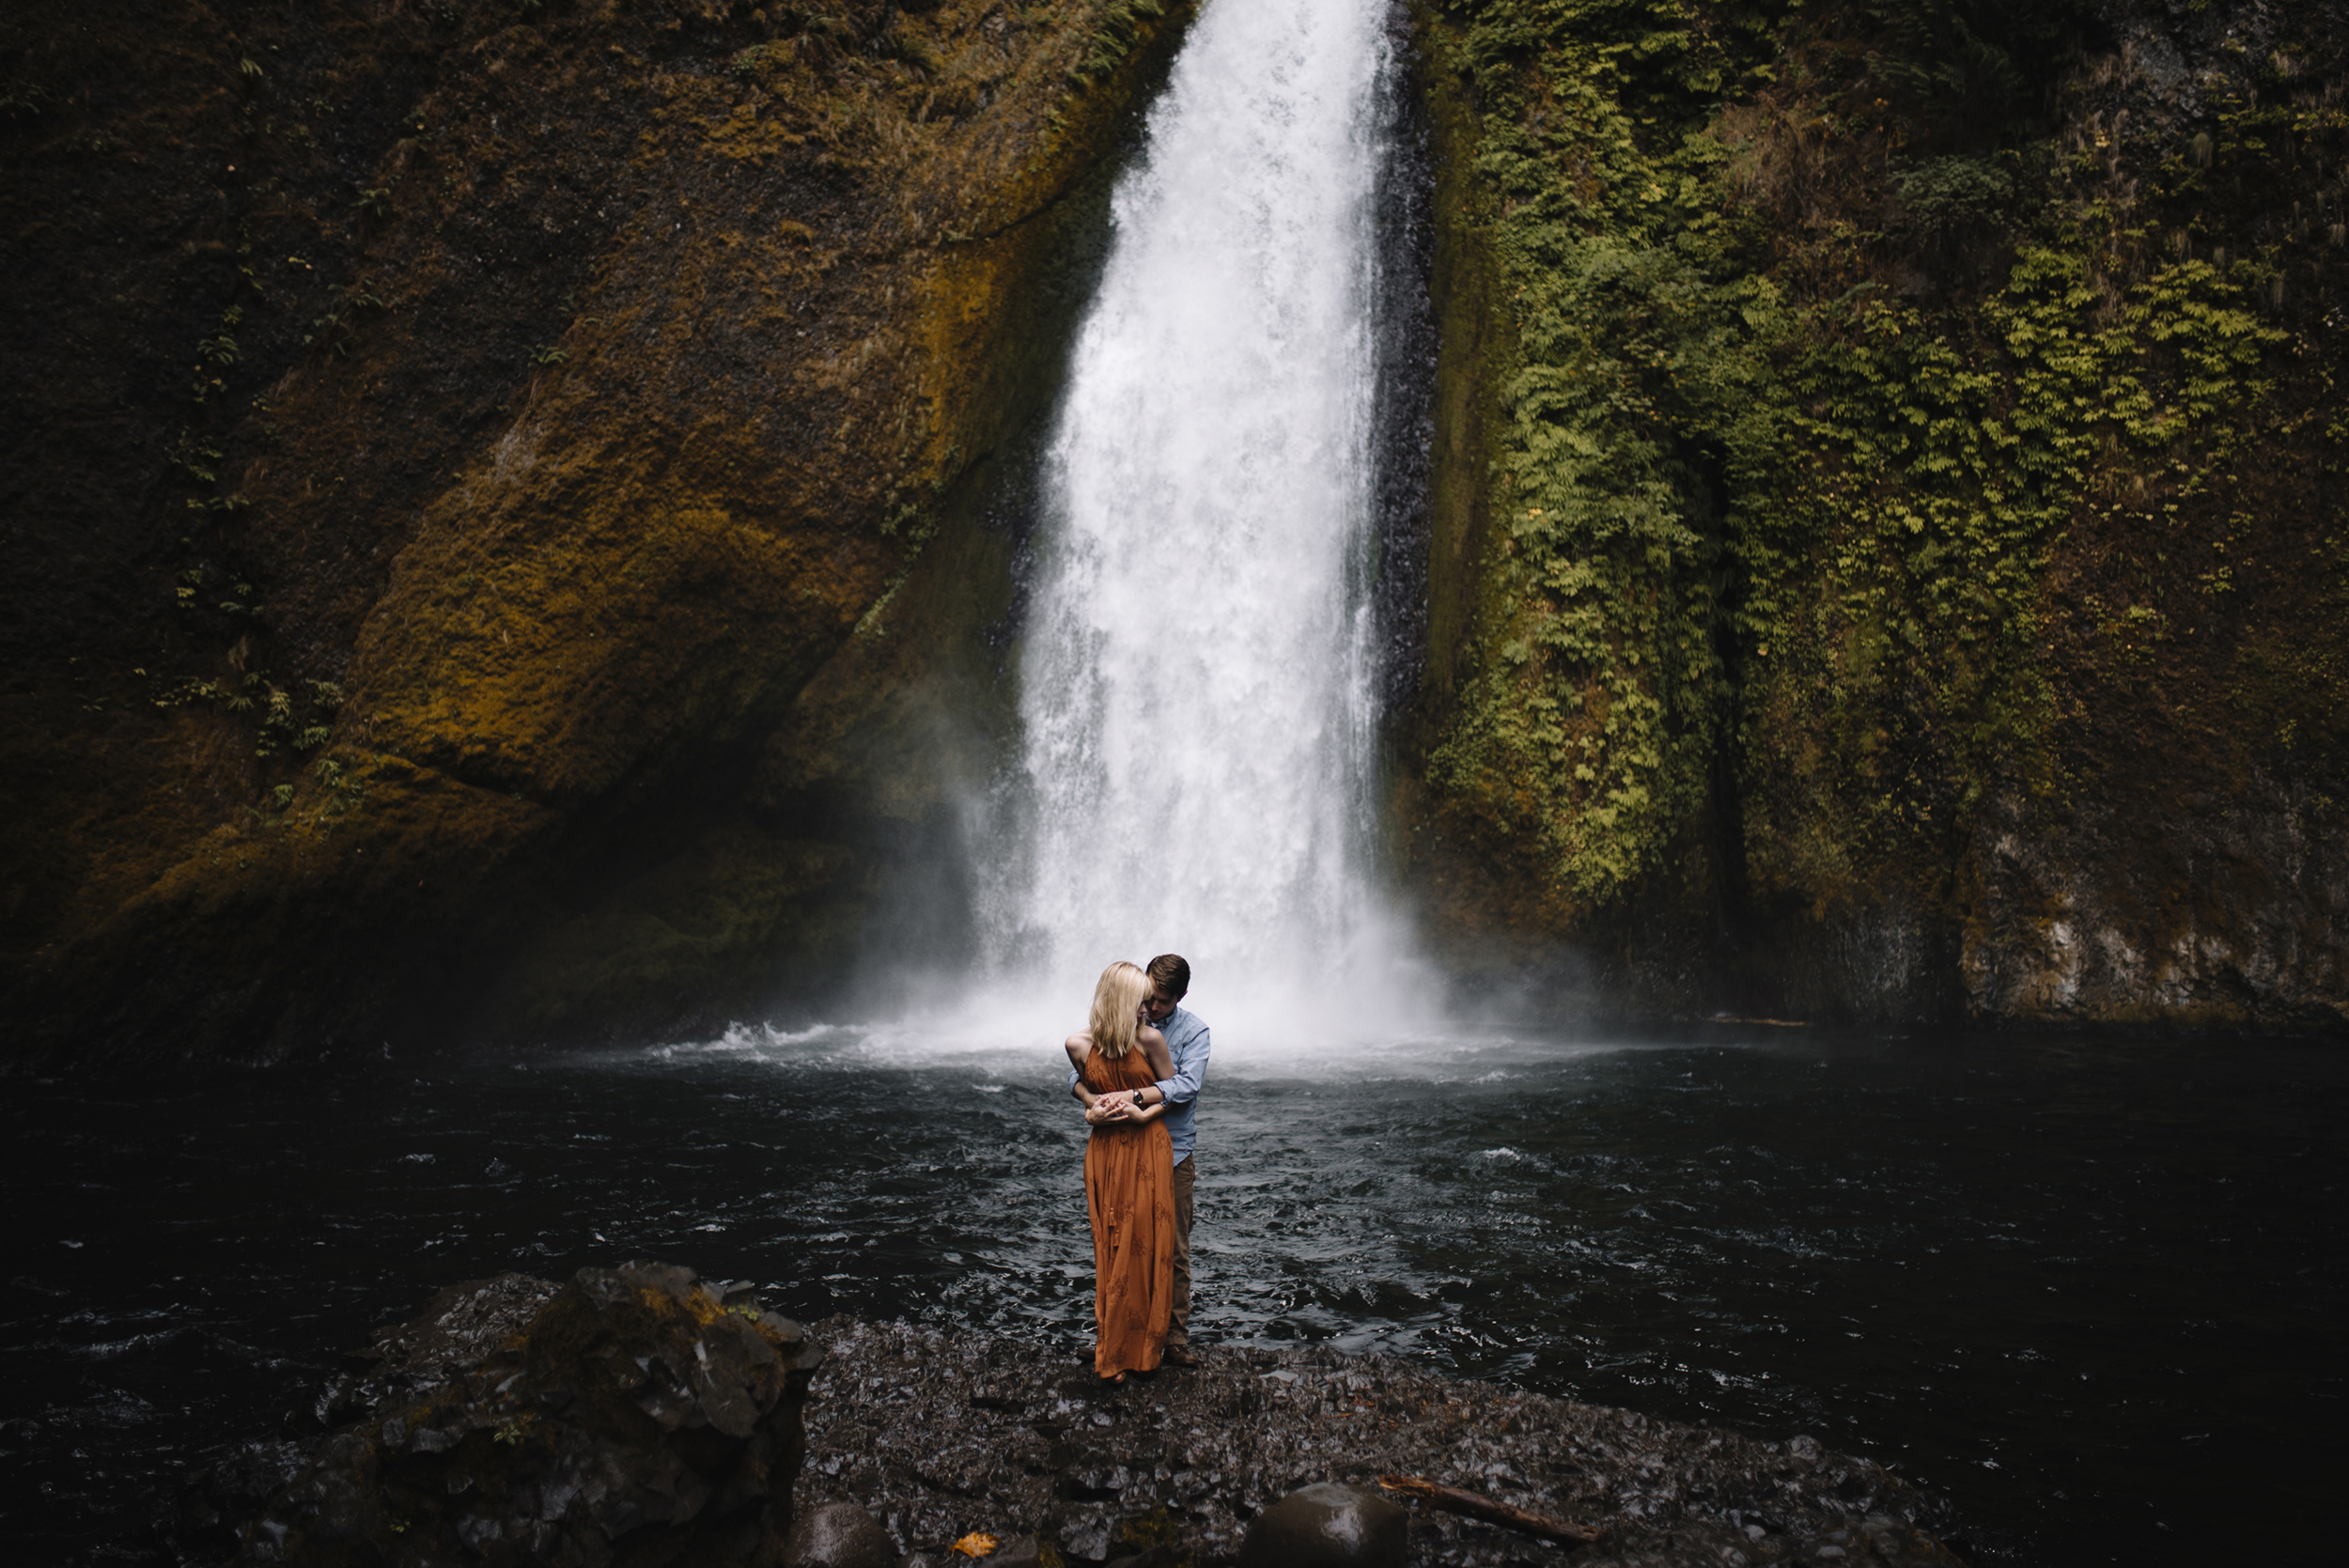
left=1377, top=1475, right=1606, bottom=1545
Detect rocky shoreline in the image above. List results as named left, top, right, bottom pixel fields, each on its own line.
left=799, top=1318, right=1968, bottom=1568
left=168, top=1266, right=1972, bottom=1568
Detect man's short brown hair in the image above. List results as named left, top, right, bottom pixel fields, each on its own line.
left=1145, top=954, right=1190, bottom=1001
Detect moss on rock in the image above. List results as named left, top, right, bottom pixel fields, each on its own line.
left=1400, top=0, right=2349, bottom=1028
left=0, top=0, right=1196, bottom=1063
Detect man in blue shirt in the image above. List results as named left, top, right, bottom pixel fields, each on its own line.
left=1071, top=952, right=1210, bottom=1366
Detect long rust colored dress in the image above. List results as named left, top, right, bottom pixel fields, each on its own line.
left=1081, top=1045, right=1177, bottom=1378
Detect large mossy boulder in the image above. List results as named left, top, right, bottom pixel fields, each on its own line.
left=239, top=1263, right=822, bottom=1567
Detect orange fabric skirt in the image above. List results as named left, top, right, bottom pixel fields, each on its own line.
left=1081, top=1048, right=1176, bottom=1377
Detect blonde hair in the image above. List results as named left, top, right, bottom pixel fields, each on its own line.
left=1086, top=961, right=1146, bottom=1059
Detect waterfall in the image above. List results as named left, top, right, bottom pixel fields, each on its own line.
left=976, top=0, right=1426, bottom=1041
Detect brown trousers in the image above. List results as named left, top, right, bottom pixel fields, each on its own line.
left=1169, top=1155, right=1195, bottom=1345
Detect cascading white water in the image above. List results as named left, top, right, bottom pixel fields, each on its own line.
left=976, top=0, right=1425, bottom=1041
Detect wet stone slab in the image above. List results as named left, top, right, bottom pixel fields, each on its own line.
left=797, top=1317, right=1971, bottom=1568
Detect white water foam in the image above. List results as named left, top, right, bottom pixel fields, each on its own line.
left=962, top=0, right=1432, bottom=1049
left=629, top=1017, right=1695, bottom=1080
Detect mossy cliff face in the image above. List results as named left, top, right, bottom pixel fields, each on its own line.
left=0, top=0, right=1194, bottom=1063
left=1403, top=0, right=2349, bottom=1028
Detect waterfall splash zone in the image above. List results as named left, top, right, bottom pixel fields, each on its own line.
left=8, top=8, right=2339, bottom=1568
left=4, top=1030, right=2341, bottom=1567
left=967, top=0, right=1431, bottom=1037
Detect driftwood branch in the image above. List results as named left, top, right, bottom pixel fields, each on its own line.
left=1377, top=1475, right=1605, bottom=1545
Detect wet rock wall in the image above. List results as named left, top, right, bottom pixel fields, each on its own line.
left=1400, top=0, right=2349, bottom=1032
left=0, top=0, right=1194, bottom=1065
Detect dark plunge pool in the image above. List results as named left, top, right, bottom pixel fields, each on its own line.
left=2, top=1025, right=2341, bottom=1567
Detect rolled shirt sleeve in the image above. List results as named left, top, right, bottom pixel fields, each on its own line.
left=1155, top=1022, right=1208, bottom=1107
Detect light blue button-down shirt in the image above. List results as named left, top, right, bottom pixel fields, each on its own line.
left=1067, top=1004, right=1210, bottom=1165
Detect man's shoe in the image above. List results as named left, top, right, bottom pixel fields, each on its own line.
left=1161, top=1344, right=1201, bottom=1368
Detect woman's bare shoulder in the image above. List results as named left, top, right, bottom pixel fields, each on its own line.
left=1137, top=1024, right=1168, bottom=1049
left=1064, top=1031, right=1096, bottom=1059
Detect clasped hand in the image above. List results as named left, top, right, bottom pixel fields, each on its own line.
left=1085, top=1091, right=1143, bottom=1125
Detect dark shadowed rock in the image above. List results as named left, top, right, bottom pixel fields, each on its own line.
left=782, top=1500, right=900, bottom=1568
left=149, top=1438, right=315, bottom=1568
left=1237, top=1484, right=1407, bottom=1568
left=295, top=1272, right=564, bottom=1437
left=233, top=1262, right=821, bottom=1566
left=986, top=1535, right=1062, bottom=1568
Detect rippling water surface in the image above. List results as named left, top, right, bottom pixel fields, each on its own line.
left=3, top=1026, right=2341, bottom=1566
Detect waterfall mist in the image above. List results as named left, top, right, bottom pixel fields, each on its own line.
left=953, top=0, right=1435, bottom=1048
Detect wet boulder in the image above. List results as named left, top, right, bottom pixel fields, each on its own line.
left=781, top=1500, right=900, bottom=1568
left=1237, top=1483, right=1408, bottom=1568
left=148, top=1437, right=315, bottom=1568
left=237, top=1262, right=823, bottom=1566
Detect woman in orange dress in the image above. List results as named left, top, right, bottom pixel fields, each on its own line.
left=1063, top=960, right=1177, bottom=1382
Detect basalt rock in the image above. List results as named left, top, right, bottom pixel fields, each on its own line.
left=234, top=1263, right=822, bottom=1566
left=155, top=1275, right=573, bottom=1566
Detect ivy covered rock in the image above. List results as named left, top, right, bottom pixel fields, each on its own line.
left=1402, top=0, right=2349, bottom=1030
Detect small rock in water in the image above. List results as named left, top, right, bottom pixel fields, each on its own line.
left=782, top=1500, right=899, bottom=1568
left=1238, top=1483, right=1408, bottom=1568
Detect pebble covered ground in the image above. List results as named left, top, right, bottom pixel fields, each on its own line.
left=796, top=1317, right=1972, bottom=1568
left=159, top=1276, right=1975, bottom=1568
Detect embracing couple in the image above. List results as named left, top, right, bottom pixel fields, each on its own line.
left=1059, top=954, right=1210, bottom=1384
